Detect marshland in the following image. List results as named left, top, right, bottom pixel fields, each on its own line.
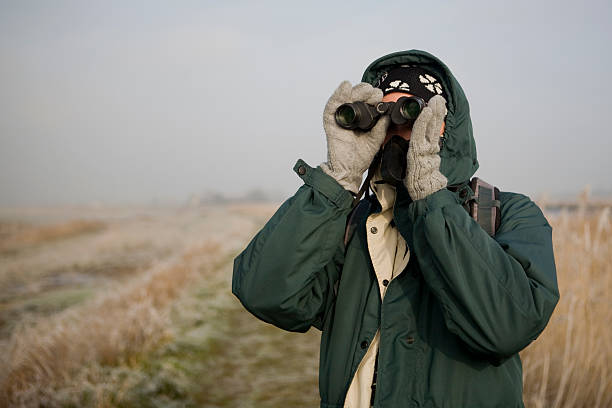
left=0, top=195, right=610, bottom=407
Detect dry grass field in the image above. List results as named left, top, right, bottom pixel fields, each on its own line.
left=0, top=200, right=610, bottom=407
left=521, top=206, right=612, bottom=408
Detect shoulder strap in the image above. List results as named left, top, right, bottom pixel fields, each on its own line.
left=335, top=199, right=371, bottom=297
left=467, top=177, right=501, bottom=236
left=337, top=180, right=501, bottom=297
left=344, top=199, right=371, bottom=248
left=343, top=177, right=502, bottom=249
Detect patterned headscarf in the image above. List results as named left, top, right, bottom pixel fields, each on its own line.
left=375, top=65, right=447, bottom=101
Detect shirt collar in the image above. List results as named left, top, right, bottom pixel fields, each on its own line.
left=369, top=165, right=397, bottom=212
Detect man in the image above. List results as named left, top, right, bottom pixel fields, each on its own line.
left=232, top=49, right=559, bottom=408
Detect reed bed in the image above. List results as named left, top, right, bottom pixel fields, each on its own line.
left=521, top=207, right=612, bottom=407
left=0, top=203, right=610, bottom=407
left=0, top=220, right=106, bottom=255
left=0, top=240, right=224, bottom=407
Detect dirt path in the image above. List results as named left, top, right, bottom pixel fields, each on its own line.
left=1, top=203, right=325, bottom=407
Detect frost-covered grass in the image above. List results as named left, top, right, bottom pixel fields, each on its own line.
left=0, top=203, right=610, bottom=407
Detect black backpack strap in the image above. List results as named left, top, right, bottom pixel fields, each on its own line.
left=340, top=179, right=501, bottom=294
left=344, top=199, right=371, bottom=248
left=334, top=195, right=372, bottom=295
left=467, top=177, right=501, bottom=236
left=335, top=198, right=371, bottom=297
left=345, top=177, right=502, bottom=246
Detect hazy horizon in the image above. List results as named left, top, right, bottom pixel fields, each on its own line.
left=1, top=1, right=611, bottom=207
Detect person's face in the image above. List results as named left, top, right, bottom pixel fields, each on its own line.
left=381, top=92, right=446, bottom=146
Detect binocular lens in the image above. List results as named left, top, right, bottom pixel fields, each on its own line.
left=400, top=99, right=421, bottom=120
left=335, top=104, right=357, bottom=128
left=333, top=96, right=426, bottom=130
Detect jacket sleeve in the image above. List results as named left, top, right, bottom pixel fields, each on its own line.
left=232, top=159, right=354, bottom=332
left=393, top=185, right=560, bottom=362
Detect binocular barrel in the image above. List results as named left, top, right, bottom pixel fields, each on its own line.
left=334, top=96, right=427, bottom=131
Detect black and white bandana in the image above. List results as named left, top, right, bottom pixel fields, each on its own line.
left=375, top=65, right=447, bottom=101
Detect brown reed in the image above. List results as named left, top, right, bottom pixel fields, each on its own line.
left=0, top=240, right=222, bottom=407
left=521, top=207, right=612, bottom=407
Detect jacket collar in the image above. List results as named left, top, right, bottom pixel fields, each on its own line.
left=369, top=165, right=397, bottom=213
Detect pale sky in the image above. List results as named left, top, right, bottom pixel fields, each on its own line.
left=1, top=0, right=611, bottom=206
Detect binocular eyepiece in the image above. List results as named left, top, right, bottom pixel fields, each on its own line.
left=334, top=96, right=427, bottom=131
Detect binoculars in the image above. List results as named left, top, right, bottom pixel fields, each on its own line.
left=335, top=96, right=427, bottom=131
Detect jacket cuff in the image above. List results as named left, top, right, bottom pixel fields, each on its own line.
left=293, top=159, right=354, bottom=209
left=409, top=187, right=462, bottom=217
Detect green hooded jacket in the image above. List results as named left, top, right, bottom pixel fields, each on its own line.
left=232, top=50, right=559, bottom=407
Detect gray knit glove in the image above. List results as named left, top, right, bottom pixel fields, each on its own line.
left=320, top=81, right=390, bottom=194
left=404, top=95, right=448, bottom=201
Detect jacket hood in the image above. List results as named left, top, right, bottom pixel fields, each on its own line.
left=362, top=49, right=478, bottom=187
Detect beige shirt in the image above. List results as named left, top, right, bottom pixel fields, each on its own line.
left=344, top=171, right=411, bottom=408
